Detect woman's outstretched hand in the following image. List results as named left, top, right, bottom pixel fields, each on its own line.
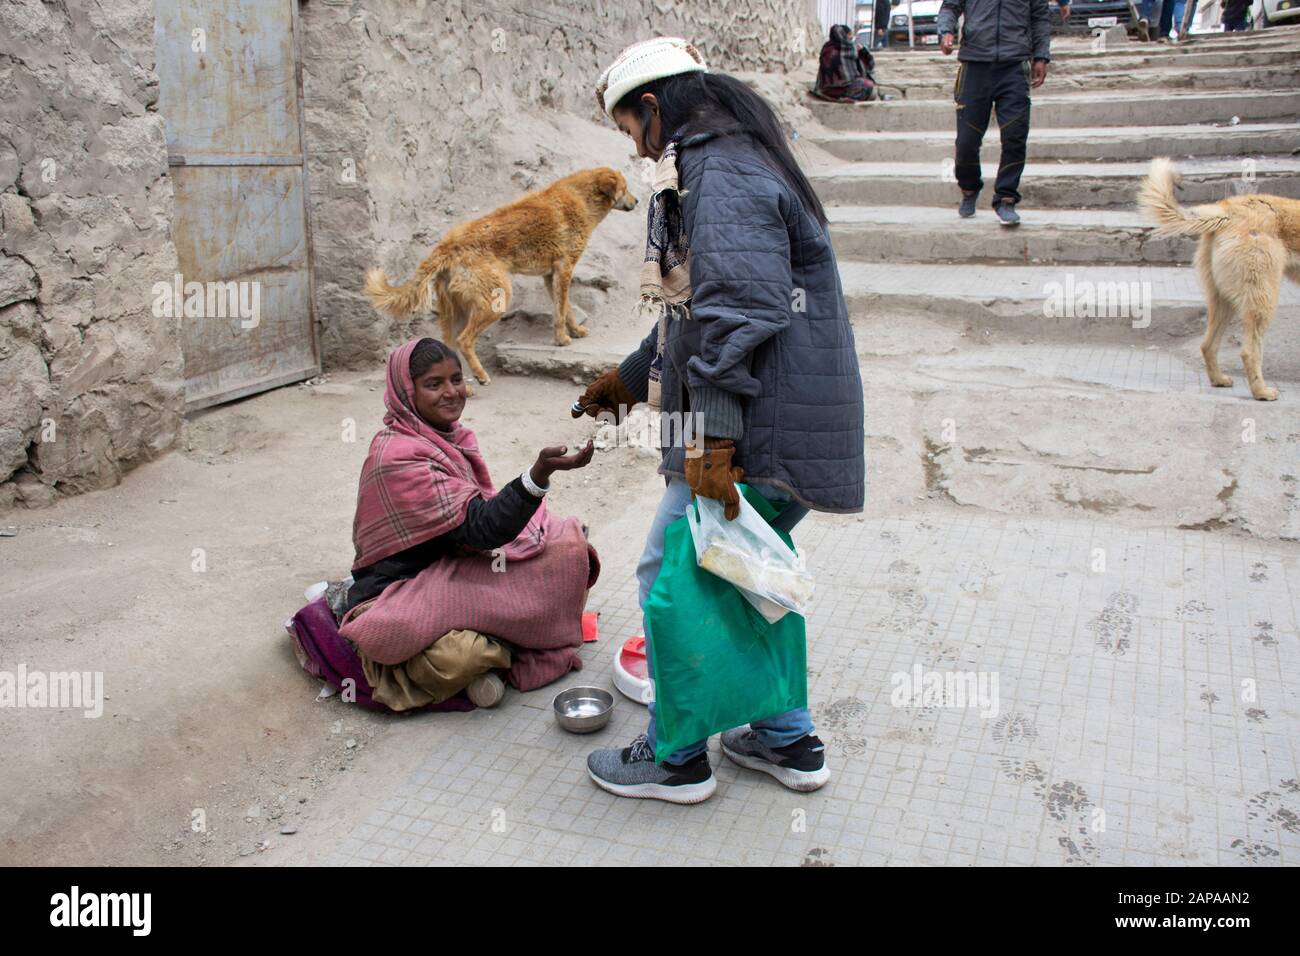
left=530, top=439, right=595, bottom=487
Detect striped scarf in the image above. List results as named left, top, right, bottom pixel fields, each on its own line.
left=637, top=137, right=693, bottom=409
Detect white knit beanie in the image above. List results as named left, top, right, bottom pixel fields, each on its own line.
left=595, top=37, right=709, bottom=119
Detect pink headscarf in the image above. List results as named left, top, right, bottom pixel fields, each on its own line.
left=349, top=338, right=547, bottom=570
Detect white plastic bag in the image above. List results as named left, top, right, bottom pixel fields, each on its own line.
left=687, top=491, right=815, bottom=621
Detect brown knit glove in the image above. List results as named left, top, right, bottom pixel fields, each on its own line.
left=685, top=438, right=744, bottom=521
left=575, top=368, right=638, bottom=423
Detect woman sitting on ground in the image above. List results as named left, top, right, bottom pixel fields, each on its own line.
left=814, top=23, right=876, bottom=103
left=338, top=336, right=598, bottom=711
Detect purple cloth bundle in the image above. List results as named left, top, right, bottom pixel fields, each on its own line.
left=286, top=596, right=474, bottom=714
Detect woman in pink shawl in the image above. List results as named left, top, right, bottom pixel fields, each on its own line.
left=338, top=337, right=600, bottom=709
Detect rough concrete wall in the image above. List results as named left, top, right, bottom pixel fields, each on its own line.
left=0, top=0, right=182, bottom=509
left=301, top=0, right=822, bottom=368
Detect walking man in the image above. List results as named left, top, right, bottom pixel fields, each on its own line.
left=936, top=0, right=1052, bottom=226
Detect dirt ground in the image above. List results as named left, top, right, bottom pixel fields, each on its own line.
left=0, top=368, right=666, bottom=865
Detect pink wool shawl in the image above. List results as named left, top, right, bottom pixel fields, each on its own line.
left=342, top=339, right=599, bottom=681
left=350, top=338, right=548, bottom=570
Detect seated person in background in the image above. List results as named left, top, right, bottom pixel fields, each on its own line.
left=814, top=23, right=877, bottom=102
left=339, top=336, right=598, bottom=711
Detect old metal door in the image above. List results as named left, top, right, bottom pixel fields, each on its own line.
left=154, top=0, right=320, bottom=411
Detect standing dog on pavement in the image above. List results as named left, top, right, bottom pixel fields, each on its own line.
left=1138, top=157, right=1300, bottom=401
left=366, top=167, right=638, bottom=385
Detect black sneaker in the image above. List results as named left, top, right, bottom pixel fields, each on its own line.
left=959, top=190, right=979, bottom=218
left=996, top=201, right=1021, bottom=227
left=587, top=734, right=716, bottom=804
left=721, top=728, right=831, bottom=792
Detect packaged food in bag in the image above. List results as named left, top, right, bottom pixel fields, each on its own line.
left=687, top=490, right=815, bottom=619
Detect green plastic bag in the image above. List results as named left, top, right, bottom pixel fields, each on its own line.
left=645, top=483, right=808, bottom=762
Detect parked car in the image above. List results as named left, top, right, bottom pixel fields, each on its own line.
left=888, top=0, right=943, bottom=45
left=1062, top=0, right=1136, bottom=30
left=1252, top=0, right=1300, bottom=26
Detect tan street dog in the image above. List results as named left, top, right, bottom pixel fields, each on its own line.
left=1138, top=157, right=1300, bottom=401
left=365, top=167, right=638, bottom=386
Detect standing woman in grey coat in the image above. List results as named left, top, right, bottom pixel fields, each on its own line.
left=578, top=38, right=865, bottom=804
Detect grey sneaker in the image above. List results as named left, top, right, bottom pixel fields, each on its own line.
left=721, top=728, right=831, bottom=792
left=959, top=190, right=979, bottom=218
left=586, top=734, right=716, bottom=804
left=995, top=201, right=1021, bottom=227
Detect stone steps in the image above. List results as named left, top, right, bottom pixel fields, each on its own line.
left=868, top=29, right=1300, bottom=66
left=808, top=89, right=1299, bottom=132
left=484, top=31, right=1300, bottom=398
left=793, top=34, right=1300, bottom=372
left=835, top=260, right=1300, bottom=342
left=872, top=64, right=1300, bottom=100
left=869, top=47, right=1300, bottom=74
left=809, top=122, right=1300, bottom=163
left=827, top=206, right=1193, bottom=263
left=484, top=261, right=1300, bottom=374
left=810, top=156, right=1300, bottom=208
left=914, top=345, right=1300, bottom=403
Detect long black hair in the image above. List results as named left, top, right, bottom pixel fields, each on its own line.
left=613, top=70, right=828, bottom=228
left=409, top=337, right=461, bottom=379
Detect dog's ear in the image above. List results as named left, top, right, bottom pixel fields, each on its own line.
left=594, top=168, right=623, bottom=200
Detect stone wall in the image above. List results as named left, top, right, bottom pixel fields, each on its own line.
left=0, top=0, right=816, bottom=508
left=0, top=0, right=182, bottom=509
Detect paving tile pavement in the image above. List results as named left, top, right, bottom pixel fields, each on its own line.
left=308, top=509, right=1300, bottom=867
left=918, top=345, right=1300, bottom=401
left=838, top=261, right=1300, bottom=307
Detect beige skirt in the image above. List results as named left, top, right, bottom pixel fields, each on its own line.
left=359, top=629, right=511, bottom=712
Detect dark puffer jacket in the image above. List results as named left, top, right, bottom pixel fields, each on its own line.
left=936, top=0, right=1053, bottom=63
left=618, top=131, right=865, bottom=514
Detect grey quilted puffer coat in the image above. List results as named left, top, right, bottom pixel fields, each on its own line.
left=936, top=0, right=1053, bottom=63
left=618, top=131, right=865, bottom=514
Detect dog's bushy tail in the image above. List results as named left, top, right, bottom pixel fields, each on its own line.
left=364, top=245, right=447, bottom=319
left=1138, top=157, right=1232, bottom=238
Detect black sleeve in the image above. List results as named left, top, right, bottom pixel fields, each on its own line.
left=616, top=322, right=658, bottom=403
left=447, top=476, right=543, bottom=552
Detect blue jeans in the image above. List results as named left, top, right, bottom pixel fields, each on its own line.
left=1159, top=0, right=1195, bottom=33
left=638, top=476, right=814, bottom=765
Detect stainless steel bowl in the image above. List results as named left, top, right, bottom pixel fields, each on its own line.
left=552, top=686, right=614, bottom=733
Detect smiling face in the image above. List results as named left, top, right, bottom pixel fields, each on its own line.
left=411, top=356, right=467, bottom=430
left=612, top=93, right=663, bottom=161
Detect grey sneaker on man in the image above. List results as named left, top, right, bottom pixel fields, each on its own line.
left=959, top=190, right=979, bottom=218
left=587, top=734, right=716, bottom=804
left=721, top=727, right=831, bottom=792
left=995, top=201, right=1021, bottom=227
